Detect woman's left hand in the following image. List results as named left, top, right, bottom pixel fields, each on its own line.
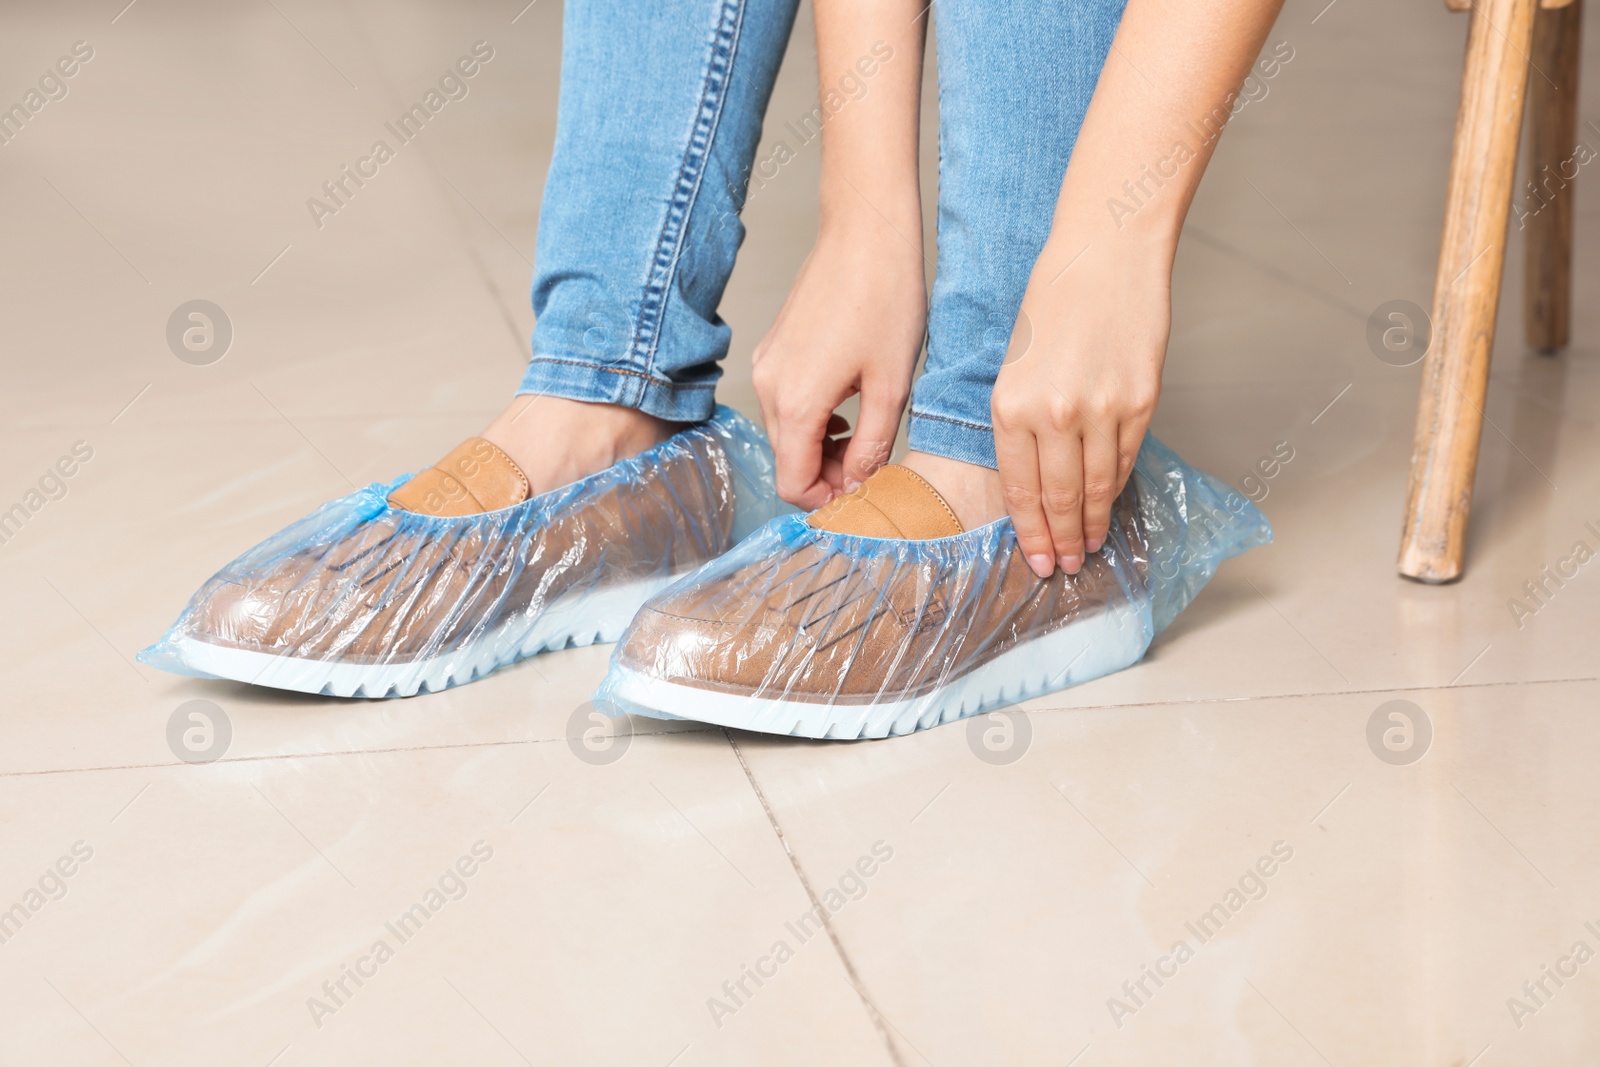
left=991, top=238, right=1172, bottom=578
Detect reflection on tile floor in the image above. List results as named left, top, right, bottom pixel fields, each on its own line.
left=2, top=0, right=1597, bottom=1062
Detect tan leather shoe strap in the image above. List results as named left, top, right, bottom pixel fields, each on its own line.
left=806, top=464, right=963, bottom=540
left=388, top=438, right=530, bottom=516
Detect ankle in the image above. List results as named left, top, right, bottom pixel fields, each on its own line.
left=481, top=395, right=683, bottom=496
left=898, top=450, right=1007, bottom=530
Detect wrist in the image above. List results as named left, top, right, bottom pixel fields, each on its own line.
left=1041, top=166, right=1189, bottom=278
left=1035, top=211, right=1177, bottom=288
left=820, top=175, right=922, bottom=242
left=818, top=200, right=925, bottom=267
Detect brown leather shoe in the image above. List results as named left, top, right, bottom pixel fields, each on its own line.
left=140, top=407, right=780, bottom=698
left=601, top=463, right=1153, bottom=738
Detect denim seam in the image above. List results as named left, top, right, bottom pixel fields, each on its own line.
left=912, top=410, right=991, bottom=432
left=527, top=356, right=717, bottom=389
left=629, top=0, right=746, bottom=395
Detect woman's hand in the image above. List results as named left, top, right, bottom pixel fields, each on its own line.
left=753, top=222, right=925, bottom=509
left=992, top=238, right=1170, bottom=577
left=984, top=0, right=1285, bottom=578
left=758, top=0, right=927, bottom=510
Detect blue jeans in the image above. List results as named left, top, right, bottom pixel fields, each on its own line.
left=520, top=0, right=1126, bottom=469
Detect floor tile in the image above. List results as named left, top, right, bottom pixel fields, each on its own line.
left=731, top=679, right=1600, bottom=1065
left=0, top=734, right=894, bottom=1066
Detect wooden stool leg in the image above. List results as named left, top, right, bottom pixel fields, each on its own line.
left=1399, top=0, right=1542, bottom=583
left=1524, top=0, right=1583, bottom=352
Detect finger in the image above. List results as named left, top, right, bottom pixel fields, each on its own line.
left=1080, top=427, right=1120, bottom=555
left=995, top=426, right=1056, bottom=579
left=839, top=387, right=904, bottom=491
left=755, top=381, right=782, bottom=481
left=819, top=434, right=849, bottom=496
left=1116, top=418, right=1148, bottom=495
left=773, top=409, right=836, bottom=510
left=1037, top=430, right=1086, bottom=573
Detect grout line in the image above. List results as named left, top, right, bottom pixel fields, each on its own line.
left=6, top=673, right=1595, bottom=781
left=725, top=732, right=910, bottom=1067
left=1021, top=672, right=1598, bottom=717
left=0, top=723, right=720, bottom=780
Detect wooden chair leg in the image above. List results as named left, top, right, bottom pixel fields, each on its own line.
left=1399, top=0, right=1542, bottom=583
left=1524, top=0, right=1583, bottom=352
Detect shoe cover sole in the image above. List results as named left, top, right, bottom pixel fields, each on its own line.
left=608, top=599, right=1148, bottom=740
left=169, top=576, right=671, bottom=699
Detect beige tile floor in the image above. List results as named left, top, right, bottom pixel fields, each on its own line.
left=2, top=0, right=1598, bottom=1063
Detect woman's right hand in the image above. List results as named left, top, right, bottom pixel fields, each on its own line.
left=752, top=219, right=925, bottom=510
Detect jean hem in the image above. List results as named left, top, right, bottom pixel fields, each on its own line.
left=517, top=356, right=718, bottom=423
left=908, top=410, right=998, bottom=470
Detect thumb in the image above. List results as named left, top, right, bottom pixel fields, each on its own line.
left=839, top=386, right=905, bottom=491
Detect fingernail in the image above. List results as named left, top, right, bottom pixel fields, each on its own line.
left=1058, top=554, right=1082, bottom=574
left=1027, top=554, right=1055, bottom=578
left=843, top=478, right=860, bottom=493
left=1085, top=536, right=1104, bottom=553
